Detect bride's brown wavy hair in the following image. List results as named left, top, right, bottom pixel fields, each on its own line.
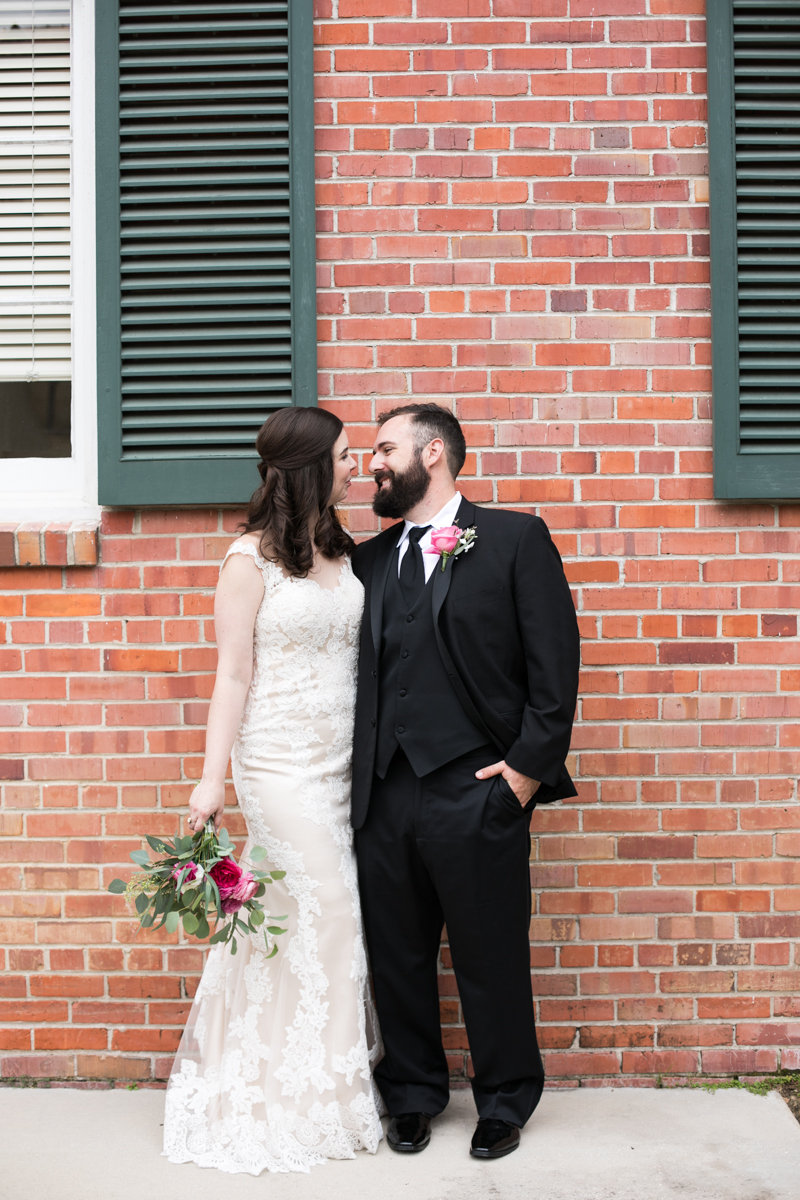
left=242, top=407, right=353, bottom=577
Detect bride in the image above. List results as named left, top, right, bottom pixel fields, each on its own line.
left=163, top=407, right=383, bottom=1174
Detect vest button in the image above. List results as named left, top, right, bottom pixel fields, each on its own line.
left=406, top=614, right=414, bottom=623
left=372, top=670, right=377, bottom=677
left=399, top=689, right=407, bottom=697
left=401, top=650, right=409, bottom=659
left=397, top=726, right=405, bottom=734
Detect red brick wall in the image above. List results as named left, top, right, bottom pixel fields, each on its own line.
left=2, top=0, right=800, bottom=1086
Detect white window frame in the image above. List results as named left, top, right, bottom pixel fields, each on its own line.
left=0, top=0, right=98, bottom=522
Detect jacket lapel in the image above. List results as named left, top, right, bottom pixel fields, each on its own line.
left=429, top=497, right=505, bottom=751
left=369, top=527, right=398, bottom=661
left=369, top=498, right=504, bottom=754
left=431, top=497, right=476, bottom=626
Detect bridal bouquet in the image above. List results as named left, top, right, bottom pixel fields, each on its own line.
left=108, top=822, right=287, bottom=957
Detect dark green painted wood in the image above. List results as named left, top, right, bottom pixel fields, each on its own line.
left=96, top=0, right=317, bottom=506
left=289, top=0, right=317, bottom=411
left=96, top=0, right=125, bottom=504
left=709, top=0, right=800, bottom=499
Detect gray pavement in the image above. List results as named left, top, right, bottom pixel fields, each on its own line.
left=3, top=1084, right=800, bottom=1200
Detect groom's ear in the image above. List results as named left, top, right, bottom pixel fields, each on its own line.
left=423, top=437, right=447, bottom=470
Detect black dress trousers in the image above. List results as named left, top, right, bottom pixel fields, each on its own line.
left=355, top=745, right=544, bottom=1127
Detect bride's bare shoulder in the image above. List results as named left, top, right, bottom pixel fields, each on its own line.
left=220, top=533, right=267, bottom=577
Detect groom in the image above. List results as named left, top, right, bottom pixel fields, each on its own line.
left=351, top=404, right=580, bottom=1160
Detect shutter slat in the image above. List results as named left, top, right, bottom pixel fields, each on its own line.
left=117, top=0, right=293, bottom=457
left=733, top=2, right=800, bottom=454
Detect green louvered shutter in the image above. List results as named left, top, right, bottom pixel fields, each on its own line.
left=709, top=0, right=800, bottom=498
left=96, top=0, right=316, bottom=505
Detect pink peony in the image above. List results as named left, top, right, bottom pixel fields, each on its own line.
left=231, top=872, right=259, bottom=906
left=425, top=525, right=461, bottom=555
left=172, top=860, right=199, bottom=886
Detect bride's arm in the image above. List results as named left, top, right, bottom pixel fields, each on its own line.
left=187, top=553, right=265, bottom=832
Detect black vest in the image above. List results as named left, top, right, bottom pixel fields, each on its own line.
left=374, top=551, right=486, bottom=778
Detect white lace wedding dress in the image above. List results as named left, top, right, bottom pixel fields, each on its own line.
left=163, top=541, right=383, bottom=1174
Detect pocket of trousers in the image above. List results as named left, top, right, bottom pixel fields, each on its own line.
left=495, top=775, right=526, bottom=813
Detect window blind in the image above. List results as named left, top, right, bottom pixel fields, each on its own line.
left=0, top=1, right=71, bottom=385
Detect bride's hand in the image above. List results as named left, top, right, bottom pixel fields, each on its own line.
left=187, top=779, right=225, bottom=834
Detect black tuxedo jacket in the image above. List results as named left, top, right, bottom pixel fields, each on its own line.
left=350, top=498, right=580, bottom=829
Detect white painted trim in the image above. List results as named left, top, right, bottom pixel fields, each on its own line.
left=0, top=0, right=100, bottom=523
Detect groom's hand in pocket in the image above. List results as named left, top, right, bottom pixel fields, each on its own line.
left=475, top=760, right=540, bottom=807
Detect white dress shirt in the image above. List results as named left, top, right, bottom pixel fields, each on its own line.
left=395, top=492, right=463, bottom=583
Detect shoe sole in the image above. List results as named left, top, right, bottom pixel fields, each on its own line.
left=470, top=1141, right=520, bottom=1160
left=388, top=1137, right=431, bottom=1154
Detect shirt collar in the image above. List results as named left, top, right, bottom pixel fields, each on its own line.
left=396, top=492, right=462, bottom=547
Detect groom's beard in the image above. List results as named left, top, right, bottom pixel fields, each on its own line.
left=372, top=453, right=431, bottom=519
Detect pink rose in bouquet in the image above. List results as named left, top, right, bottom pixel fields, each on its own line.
left=171, top=860, right=199, bottom=886
left=425, top=525, right=461, bottom=556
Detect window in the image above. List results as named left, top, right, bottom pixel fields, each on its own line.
left=0, top=0, right=71, bottom=461
left=709, top=0, right=800, bottom=498
left=95, top=0, right=317, bottom=506
left=0, top=0, right=97, bottom=521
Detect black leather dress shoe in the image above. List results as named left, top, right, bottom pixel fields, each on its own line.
left=470, top=1118, right=520, bottom=1159
left=387, top=1112, right=432, bottom=1153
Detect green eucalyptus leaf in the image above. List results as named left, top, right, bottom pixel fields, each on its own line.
left=135, top=892, right=150, bottom=914
left=182, top=912, right=199, bottom=935
left=145, top=836, right=167, bottom=854
left=230, top=936, right=238, bottom=955
left=130, top=850, right=151, bottom=867
left=270, top=871, right=286, bottom=880
left=165, top=910, right=179, bottom=934
left=254, top=883, right=266, bottom=898
left=108, top=879, right=126, bottom=894
left=209, top=927, right=228, bottom=944
left=218, top=827, right=230, bottom=847
left=266, top=925, right=288, bottom=936
left=140, top=912, right=154, bottom=928
left=265, top=942, right=278, bottom=959
left=249, top=845, right=267, bottom=861
left=249, top=909, right=265, bottom=927
left=207, top=876, right=222, bottom=917
left=196, top=917, right=210, bottom=940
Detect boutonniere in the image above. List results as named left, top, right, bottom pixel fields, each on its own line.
left=424, top=523, right=478, bottom=573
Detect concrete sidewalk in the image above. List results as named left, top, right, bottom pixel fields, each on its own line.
left=4, top=1085, right=800, bottom=1200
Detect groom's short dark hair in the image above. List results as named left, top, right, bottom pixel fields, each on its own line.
left=378, top=403, right=467, bottom=479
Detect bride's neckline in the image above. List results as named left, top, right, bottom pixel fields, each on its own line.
left=232, top=536, right=351, bottom=595
left=284, top=560, right=348, bottom=596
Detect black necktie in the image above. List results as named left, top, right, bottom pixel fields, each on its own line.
left=398, top=525, right=432, bottom=608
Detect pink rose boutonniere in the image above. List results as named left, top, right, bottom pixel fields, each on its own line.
left=425, top=523, right=478, bottom=572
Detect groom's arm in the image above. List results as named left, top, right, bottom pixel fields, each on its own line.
left=503, top=517, right=580, bottom=788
